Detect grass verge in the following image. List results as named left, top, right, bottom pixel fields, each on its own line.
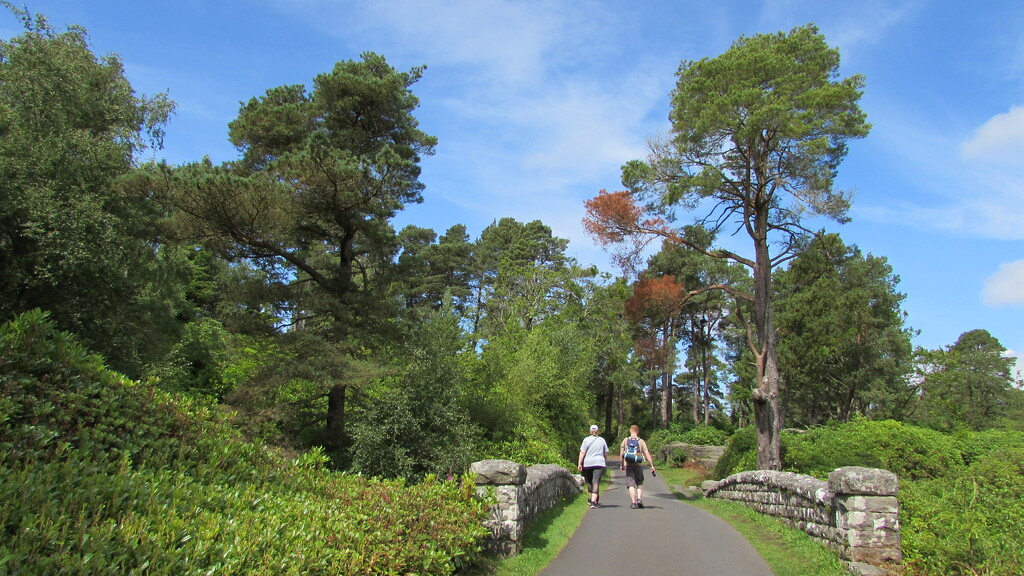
left=659, top=466, right=850, bottom=576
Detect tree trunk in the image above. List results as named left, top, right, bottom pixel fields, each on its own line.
left=617, top=380, right=625, bottom=436
left=692, top=326, right=701, bottom=424
left=651, top=374, right=660, bottom=428
left=692, top=370, right=700, bottom=424
left=604, top=375, right=614, bottom=434
left=327, top=383, right=347, bottom=449
left=660, top=323, right=673, bottom=428
left=753, top=215, right=783, bottom=471
left=703, top=348, right=711, bottom=426
left=661, top=368, right=672, bottom=427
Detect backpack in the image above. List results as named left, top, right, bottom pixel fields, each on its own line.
left=624, top=437, right=644, bottom=464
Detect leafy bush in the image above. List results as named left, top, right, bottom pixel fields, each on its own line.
left=712, top=426, right=757, bottom=479
left=350, top=307, right=479, bottom=481
left=951, top=428, right=1024, bottom=466
left=782, top=418, right=963, bottom=480
left=480, top=434, right=574, bottom=470
left=901, top=448, right=1024, bottom=576
left=644, top=425, right=728, bottom=463
left=643, top=428, right=683, bottom=456
left=0, top=310, right=489, bottom=575
left=680, top=424, right=729, bottom=446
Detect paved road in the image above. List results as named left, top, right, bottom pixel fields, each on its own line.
left=540, top=457, right=775, bottom=576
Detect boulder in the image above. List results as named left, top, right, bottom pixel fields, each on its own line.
left=659, top=442, right=726, bottom=469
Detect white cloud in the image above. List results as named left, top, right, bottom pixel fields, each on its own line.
left=983, top=259, right=1024, bottom=307
left=856, top=99, right=1024, bottom=240
left=960, top=105, right=1024, bottom=164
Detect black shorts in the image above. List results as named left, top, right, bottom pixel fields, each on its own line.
left=624, top=462, right=645, bottom=487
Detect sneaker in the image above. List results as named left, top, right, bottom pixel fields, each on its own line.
left=629, top=502, right=637, bottom=509
left=589, top=501, right=598, bottom=509
left=637, top=500, right=644, bottom=509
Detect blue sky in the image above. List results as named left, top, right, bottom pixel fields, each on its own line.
left=6, top=0, right=1022, bottom=377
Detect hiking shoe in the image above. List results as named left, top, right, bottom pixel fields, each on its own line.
left=637, top=500, right=644, bottom=508
left=630, top=502, right=637, bottom=509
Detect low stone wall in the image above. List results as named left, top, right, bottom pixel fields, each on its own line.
left=702, top=467, right=901, bottom=575
left=471, top=459, right=585, bottom=557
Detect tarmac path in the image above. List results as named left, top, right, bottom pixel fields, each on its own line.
left=539, top=457, right=775, bottom=576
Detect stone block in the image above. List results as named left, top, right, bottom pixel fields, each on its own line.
left=829, top=467, right=899, bottom=496
left=845, top=527, right=901, bottom=549
left=472, top=459, right=527, bottom=485
left=847, top=545, right=902, bottom=565
left=837, top=509, right=900, bottom=532
left=836, top=495, right=899, bottom=514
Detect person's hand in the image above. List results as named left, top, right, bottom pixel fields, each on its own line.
left=577, top=464, right=582, bottom=472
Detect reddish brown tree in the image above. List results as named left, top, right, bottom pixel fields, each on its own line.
left=625, top=275, right=689, bottom=427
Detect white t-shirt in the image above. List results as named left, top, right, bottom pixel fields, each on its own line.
left=579, top=434, right=608, bottom=468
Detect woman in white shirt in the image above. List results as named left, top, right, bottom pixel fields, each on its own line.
left=577, top=424, right=609, bottom=509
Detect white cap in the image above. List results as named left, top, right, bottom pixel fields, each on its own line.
left=590, top=424, right=599, bottom=432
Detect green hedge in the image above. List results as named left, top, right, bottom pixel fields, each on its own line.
left=0, top=310, right=489, bottom=575
left=781, top=418, right=964, bottom=480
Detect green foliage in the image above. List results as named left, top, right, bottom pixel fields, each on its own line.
left=912, top=330, right=1016, bottom=432
left=0, top=311, right=489, bottom=574
left=952, top=428, right=1024, bottom=465
left=349, top=304, right=479, bottom=480
left=472, top=320, right=593, bottom=466
left=680, top=424, right=729, bottom=446
left=480, top=431, right=573, bottom=470
left=711, top=421, right=1024, bottom=574
left=712, top=425, right=758, bottom=479
left=145, top=317, right=260, bottom=400
left=781, top=418, right=963, bottom=480
left=775, top=233, right=915, bottom=425
left=644, top=424, right=728, bottom=461
left=0, top=6, right=183, bottom=375
left=901, top=447, right=1024, bottom=576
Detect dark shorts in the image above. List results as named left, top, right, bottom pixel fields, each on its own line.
left=624, top=462, right=645, bottom=488
left=582, top=466, right=605, bottom=493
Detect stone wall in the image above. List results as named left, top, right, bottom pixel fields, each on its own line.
left=471, top=459, right=584, bottom=557
left=702, top=466, right=901, bottom=575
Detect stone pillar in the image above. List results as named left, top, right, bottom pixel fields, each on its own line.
left=471, top=459, right=527, bottom=557
left=829, top=466, right=902, bottom=567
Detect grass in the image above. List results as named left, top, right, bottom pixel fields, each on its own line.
left=659, top=465, right=851, bottom=576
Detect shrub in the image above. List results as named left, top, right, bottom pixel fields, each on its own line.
left=901, top=448, right=1024, bottom=576
left=349, top=308, right=480, bottom=481
left=782, top=418, right=964, bottom=480
left=952, top=429, right=1024, bottom=466
left=643, top=424, right=728, bottom=461
left=712, top=426, right=757, bottom=479
left=0, top=311, right=489, bottom=575
left=680, top=424, right=729, bottom=446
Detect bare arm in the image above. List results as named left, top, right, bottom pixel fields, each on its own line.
left=641, top=440, right=656, bottom=471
